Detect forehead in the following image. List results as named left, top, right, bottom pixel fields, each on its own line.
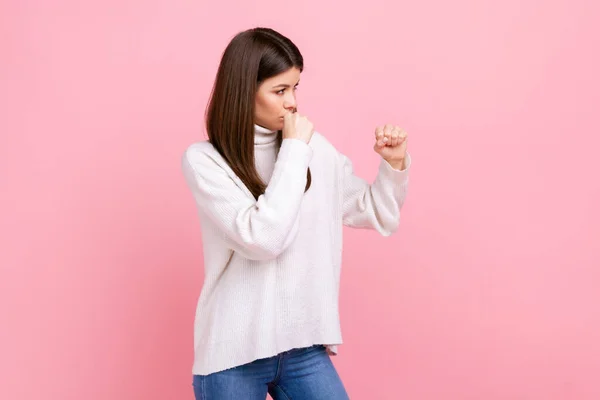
left=262, top=67, right=301, bottom=86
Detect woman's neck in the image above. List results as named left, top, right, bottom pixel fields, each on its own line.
left=254, top=124, right=278, bottom=145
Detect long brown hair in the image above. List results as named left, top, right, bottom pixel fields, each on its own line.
left=205, top=27, right=312, bottom=200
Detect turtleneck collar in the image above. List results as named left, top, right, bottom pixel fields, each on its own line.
left=254, top=124, right=278, bottom=145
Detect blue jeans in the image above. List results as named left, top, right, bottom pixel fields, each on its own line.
left=192, top=344, right=349, bottom=399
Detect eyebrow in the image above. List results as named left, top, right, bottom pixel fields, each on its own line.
left=272, top=81, right=300, bottom=89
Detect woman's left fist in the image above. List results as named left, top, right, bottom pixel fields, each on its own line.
left=373, top=124, right=408, bottom=169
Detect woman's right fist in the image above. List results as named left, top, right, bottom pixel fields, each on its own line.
left=282, top=110, right=314, bottom=144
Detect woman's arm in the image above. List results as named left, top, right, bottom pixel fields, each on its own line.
left=182, top=138, right=312, bottom=261
left=340, top=151, right=411, bottom=236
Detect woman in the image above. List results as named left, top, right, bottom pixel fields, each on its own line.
left=182, top=27, right=411, bottom=399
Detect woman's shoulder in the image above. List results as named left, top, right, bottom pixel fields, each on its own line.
left=310, top=131, right=344, bottom=165
left=310, top=131, right=338, bottom=154
left=181, top=140, right=227, bottom=175
left=184, top=140, right=214, bottom=155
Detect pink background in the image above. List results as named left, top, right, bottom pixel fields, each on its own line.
left=2, top=0, right=599, bottom=399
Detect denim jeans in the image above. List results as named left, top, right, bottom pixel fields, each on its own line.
left=192, top=344, right=349, bottom=399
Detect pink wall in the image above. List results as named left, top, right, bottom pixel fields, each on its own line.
left=2, top=0, right=599, bottom=399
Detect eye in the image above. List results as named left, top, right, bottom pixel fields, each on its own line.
left=276, top=86, right=299, bottom=95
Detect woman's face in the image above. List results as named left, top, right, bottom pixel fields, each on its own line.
left=254, top=67, right=301, bottom=131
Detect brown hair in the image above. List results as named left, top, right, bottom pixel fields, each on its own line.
left=205, top=27, right=311, bottom=200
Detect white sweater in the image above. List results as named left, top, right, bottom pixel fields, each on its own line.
left=181, top=124, right=411, bottom=375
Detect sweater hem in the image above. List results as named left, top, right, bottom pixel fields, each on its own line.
left=191, top=333, right=343, bottom=376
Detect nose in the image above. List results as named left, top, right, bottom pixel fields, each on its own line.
left=283, top=93, right=297, bottom=113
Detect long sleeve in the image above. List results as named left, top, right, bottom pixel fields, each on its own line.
left=182, top=138, right=313, bottom=261
left=340, top=151, right=411, bottom=236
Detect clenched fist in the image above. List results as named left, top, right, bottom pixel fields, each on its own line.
left=373, top=124, right=408, bottom=170
left=282, top=110, right=314, bottom=144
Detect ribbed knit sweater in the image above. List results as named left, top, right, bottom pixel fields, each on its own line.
left=181, top=124, right=411, bottom=375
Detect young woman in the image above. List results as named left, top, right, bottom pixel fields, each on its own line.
left=182, top=27, right=411, bottom=399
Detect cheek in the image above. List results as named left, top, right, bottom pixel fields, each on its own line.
left=262, top=93, right=280, bottom=107
left=256, top=93, right=282, bottom=117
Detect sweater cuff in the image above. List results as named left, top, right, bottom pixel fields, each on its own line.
left=280, top=138, right=314, bottom=168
